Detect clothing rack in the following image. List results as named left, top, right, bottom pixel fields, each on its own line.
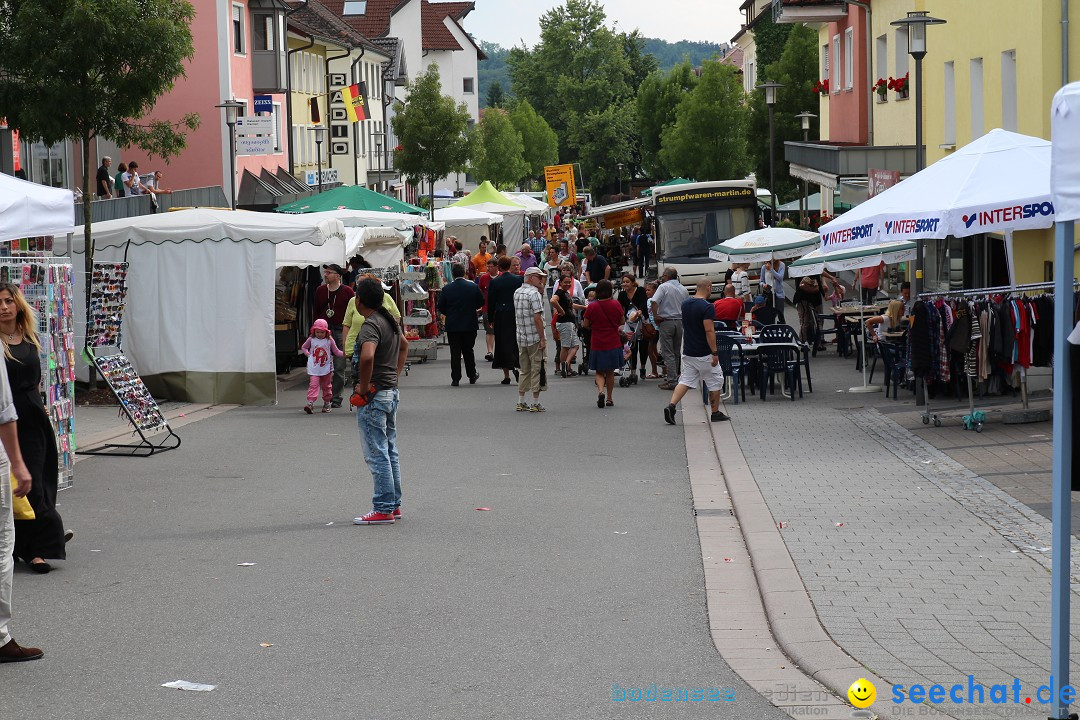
left=915, top=281, right=1077, bottom=425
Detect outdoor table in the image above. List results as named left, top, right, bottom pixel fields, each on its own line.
left=737, top=339, right=811, bottom=399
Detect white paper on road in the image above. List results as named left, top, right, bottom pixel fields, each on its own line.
left=161, top=680, right=216, bottom=692
left=236, top=562, right=256, bottom=567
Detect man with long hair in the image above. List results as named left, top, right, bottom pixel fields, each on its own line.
left=351, top=277, right=409, bottom=526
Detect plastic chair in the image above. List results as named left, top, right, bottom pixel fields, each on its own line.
left=716, top=335, right=747, bottom=405
left=758, top=324, right=799, bottom=343
left=758, top=345, right=802, bottom=401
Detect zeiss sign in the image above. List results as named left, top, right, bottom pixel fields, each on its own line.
left=822, top=223, right=874, bottom=247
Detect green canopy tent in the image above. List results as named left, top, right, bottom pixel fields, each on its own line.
left=275, top=185, right=426, bottom=215
left=449, top=181, right=527, bottom=243
left=639, top=178, right=695, bottom=197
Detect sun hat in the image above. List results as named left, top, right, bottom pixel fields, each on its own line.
left=311, top=318, right=330, bottom=335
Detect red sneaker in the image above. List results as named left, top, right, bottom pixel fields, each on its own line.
left=393, top=507, right=402, bottom=520
left=353, top=510, right=395, bottom=525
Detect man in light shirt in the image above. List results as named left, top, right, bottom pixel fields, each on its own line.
left=649, top=267, right=690, bottom=390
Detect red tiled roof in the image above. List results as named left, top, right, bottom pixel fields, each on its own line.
left=320, top=0, right=408, bottom=38
left=421, top=0, right=462, bottom=51
left=430, top=1, right=474, bottom=20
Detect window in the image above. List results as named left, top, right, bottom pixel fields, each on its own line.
left=343, top=0, right=367, bottom=14
left=1001, top=50, right=1017, bottom=132
left=463, top=77, right=475, bottom=94
left=876, top=34, right=888, bottom=88
left=745, top=60, right=755, bottom=92
left=844, top=28, right=854, bottom=90
left=232, top=4, right=245, bottom=55
left=253, top=14, right=274, bottom=52
left=970, top=58, right=984, bottom=138
left=894, top=27, right=909, bottom=80
left=832, top=35, right=841, bottom=92
left=822, top=44, right=830, bottom=84
left=943, top=61, right=956, bottom=146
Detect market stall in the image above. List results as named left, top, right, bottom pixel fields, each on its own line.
left=432, top=206, right=503, bottom=251
left=275, top=185, right=426, bottom=215
left=0, top=173, right=76, bottom=485
left=447, top=181, right=526, bottom=245
left=69, top=208, right=346, bottom=405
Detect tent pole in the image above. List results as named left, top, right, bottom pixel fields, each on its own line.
left=849, top=272, right=881, bottom=393
left=1050, top=220, right=1075, bottom=720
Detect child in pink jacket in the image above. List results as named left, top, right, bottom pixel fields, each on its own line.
left=301, top=319, right=344, bottom=413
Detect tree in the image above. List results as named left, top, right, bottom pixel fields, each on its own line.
left=637, top=60, right=698, bottom=178
left=659, top=61, right=750, bottom=182
left=748, top=22, right=819, bottom=205
left=0, top=0, right=199, bottom=289
left=391, top=65, right=473, bottom=218
left=486, top=81, right=506, bottom=109
left=471, top=109, right=528, bottom=190
left=508, top=100, right=558, bottom=187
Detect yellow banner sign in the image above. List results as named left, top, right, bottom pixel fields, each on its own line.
left=544, top=164, right=577, bottom=207
left=600, top=207, right=643, bottom=230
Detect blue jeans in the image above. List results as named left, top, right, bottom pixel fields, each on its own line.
left=357, top=389, right=401, bottom=513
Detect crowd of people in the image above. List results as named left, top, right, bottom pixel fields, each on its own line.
left=94, top=156, right=173, bottom=210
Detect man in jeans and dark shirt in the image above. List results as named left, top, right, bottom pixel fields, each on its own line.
left=314, top=264, right=355, bottom=407
left=664, top=279, right=729, bottom=425
left=351, top=277, right=409, bottom=525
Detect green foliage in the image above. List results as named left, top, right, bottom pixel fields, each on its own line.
left=478, top=41, right=513, bottom=108
left=659, top=61, right=750, bottom=182
left=486, top=81, right=506, bottom=109
left=750, top=11, right=792, bottom=77
left=566, top=105, right=636, bottom=191
left=392, top=65, right=473, bottom=205
left=748, top=23, right=819, bottom=204
left=639, top=37, right=730, bottom=69
left=472, top=108, right=528, bottom=190
left=636, top=60, right=698, bottom=178
left=508, top=100, right=558, bottom=184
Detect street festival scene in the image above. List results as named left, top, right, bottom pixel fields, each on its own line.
left=1, top=0, right=1080, bottom=718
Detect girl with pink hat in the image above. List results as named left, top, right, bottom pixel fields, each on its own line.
left=301, top=319, right=344, bottom=413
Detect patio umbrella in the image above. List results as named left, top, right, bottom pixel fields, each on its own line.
left=276, top=185, right=426, bottom=215
left=790, top=239, right=917, bottom=394
left=709, top=228, right=819, bottom=264
left=816, top=129, right=1053, bottom=286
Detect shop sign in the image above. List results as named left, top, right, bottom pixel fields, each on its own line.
left=868, top=168, right=899, bottom=198
left=305, top=168, right=339, bottom=186
left=600, top=207, right=644, bottom=229
left=235, top=117, right=274, bottom=135
left=544, top=164, right=576, bottom=207
left=253, top=95, right=273, bottom=114
left=236, top=135, right=274, bottom=155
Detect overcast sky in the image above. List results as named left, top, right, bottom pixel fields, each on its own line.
left=467, top=1, right=744, bottom=49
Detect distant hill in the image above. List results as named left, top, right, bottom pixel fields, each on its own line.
left=477, top=37, right=732, bottom=108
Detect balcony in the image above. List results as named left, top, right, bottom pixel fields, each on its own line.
left=365, top=148, right=397, bottom=185
left=772, top=0, right=849, bottom=24
left=74, top=186, right=230, bottom=225
left=784, top=141, right=919, bottom=184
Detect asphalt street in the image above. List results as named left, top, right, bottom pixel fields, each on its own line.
left=7, top=338, right=791, bottom=720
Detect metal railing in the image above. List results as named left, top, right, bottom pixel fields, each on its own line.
left=74, top=186, right=229, bottom=225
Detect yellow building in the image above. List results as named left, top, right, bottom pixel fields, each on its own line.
left=917, top=0, right=1080, bottom=284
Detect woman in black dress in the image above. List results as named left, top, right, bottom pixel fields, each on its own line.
left=0, top=284, right=67, bottom=573
left=616, top=274, right=649, bottom=380
left=487, top=256, right=523, bottom=384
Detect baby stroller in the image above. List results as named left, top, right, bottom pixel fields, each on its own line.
left=618, top=307, right=643, bottom=388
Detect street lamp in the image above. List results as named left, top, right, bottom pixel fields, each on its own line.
left=373, top=131, right=385, bottom=192
left=758, top=81, right=784, bottom=224
left=891, top=10, right=946, bottom=297
left=215, top=99, right=244, bottom=210
left=794, top=111, right=816, bottom=229
left=312, top=124, right=327, bottom=194
left=616, top=162, right=624, bottom=197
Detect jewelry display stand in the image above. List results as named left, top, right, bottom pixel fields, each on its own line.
left=0, top=256, right=77, bottom=489
left=80, top=261, right=180, bottom=457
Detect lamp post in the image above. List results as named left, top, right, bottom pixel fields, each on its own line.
left=373, top=131, right=385, bottom=192
left=616, top=162, right=624, bottom=197
left=758, top=82, right=784, bottom=225
left=891, top=10, right=946, bottom=297
left=794, top=111, right=816, bottom=229
left=313, top=124, right=326, bottom=194
left=215, top=100, right=243, bottom=210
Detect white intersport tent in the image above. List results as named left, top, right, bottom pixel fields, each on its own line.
left=504, top=193, right=550, bottom=215
left=816, top=129, right=1054, bottom=284
left=433, top=206, right=504, bottom=251
left=0, top=172, right=75, bottom=241
left=69, top=208, right=346, bottom=405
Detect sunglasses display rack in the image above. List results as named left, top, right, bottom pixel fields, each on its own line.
left=80, top=262, right=181, bottom=457
left=0, top=259, right=77, bottom=490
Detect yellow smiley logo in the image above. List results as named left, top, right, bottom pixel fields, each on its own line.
left=848, top=678, right=876, bottom=708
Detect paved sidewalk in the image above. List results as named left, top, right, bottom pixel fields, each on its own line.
left=719, top=349, right=1080, bottom=719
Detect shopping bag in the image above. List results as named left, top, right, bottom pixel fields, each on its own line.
left=10, top=473, right=34, bottom=521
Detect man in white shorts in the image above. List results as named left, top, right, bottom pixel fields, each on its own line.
left=663, top=279, right=729, bottom=425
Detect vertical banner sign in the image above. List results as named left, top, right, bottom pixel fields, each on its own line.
left=544, top=164, right=576, bottom=207
left=11, top=129, right=20, bottom=173
left=341, top=82, right=369, bottom=123
left=868, top=168, right=900, bottom=198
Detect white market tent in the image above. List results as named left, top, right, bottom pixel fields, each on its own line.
left=273, top=208, right=436, bottom=269
left=433, top=206, right=503, bottom=251
left=816, top=129, right=1054, bottom=284
left=0, top=172, right=75, bottom=242
left=69, top=208, right=346, bottom=405
left=709, top=228, right=820, bottom=264
left=504, top=193, right=550, bottom=215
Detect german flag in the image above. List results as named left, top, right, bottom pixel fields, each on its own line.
left=341, top=82, right=369, bottom=123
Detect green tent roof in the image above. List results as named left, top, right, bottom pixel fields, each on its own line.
left=449, top=181, right=526, bottom=209
left=640, top=178, right=695, bottom=197
left=275, top=185, right=426, bottom=215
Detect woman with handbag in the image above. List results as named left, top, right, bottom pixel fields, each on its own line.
left=0, top=284, right=69, bottom=573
